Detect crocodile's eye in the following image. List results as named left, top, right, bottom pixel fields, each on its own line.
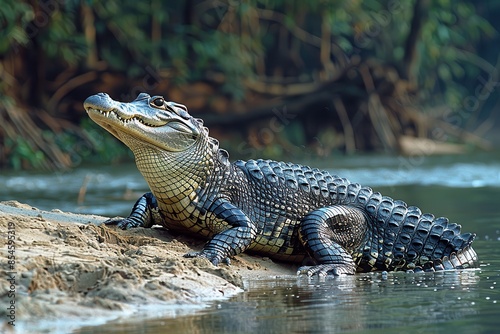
left=151, top=97, right=165, bottom=108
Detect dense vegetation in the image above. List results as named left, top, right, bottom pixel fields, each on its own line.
left=0, top=0, right=498, bottom=169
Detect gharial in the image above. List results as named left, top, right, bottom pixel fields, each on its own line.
left=84, top=92, right=478, bottom=276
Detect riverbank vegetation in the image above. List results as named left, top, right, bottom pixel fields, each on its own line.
left=0, top=0, right=498, bottom=169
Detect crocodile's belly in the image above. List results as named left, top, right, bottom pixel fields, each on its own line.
left=158, top=200, right=229, bottom=238
left=248, top=217, right=306, bottom=263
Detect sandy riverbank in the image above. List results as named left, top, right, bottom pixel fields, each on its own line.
left=0, top=201, right=295, bottom=333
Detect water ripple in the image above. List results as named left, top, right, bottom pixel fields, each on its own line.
left=330, top=162, right=500, bottom=188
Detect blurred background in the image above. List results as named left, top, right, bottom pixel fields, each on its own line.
left=0, top=0, right=499, bottom=170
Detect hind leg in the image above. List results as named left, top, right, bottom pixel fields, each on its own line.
left=298, top=206, right=367, bottom=276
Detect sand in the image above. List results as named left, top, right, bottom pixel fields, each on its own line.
left=0, top=201, right=295, bottom=333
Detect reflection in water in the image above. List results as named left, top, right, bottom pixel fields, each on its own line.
left=77, top=266, right=500, bottom=334
left=200, top=271, right=481, bottom=334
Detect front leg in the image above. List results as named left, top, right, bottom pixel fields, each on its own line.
left=185, top=198, right=257, bottom=266
left=105, top=192, right=161, bottom=229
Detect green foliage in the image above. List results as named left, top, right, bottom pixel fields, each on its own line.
left=0, top=0, right=33, bottom=53
left=5, top=137, right=45, bottom=170
left=79, top=118, right=133, bottom=163
left=418, top=0, right=495, bottom=104
left=0, top=0, right=497, bottom=169
left=90, top=1, right=262, bottom=98
left=2, top=120, right=131, bottom=170
left=1, top=0, right=492, bottom=102
left=0, top=0, right=87, bottom=63
left=38, top=11, right=87, bottom=66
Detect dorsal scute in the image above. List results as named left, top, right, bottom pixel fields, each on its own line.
left=237, top=159, right=346, bottom=196
left=218, top=149, right=230, bottom=166
left=246, top=160, right=264, bottom=180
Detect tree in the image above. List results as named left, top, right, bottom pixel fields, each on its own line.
left=0, top=0, right=496, bottom=169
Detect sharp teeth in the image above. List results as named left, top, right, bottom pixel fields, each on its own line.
left=94, top=108, right=111, bottom=117
left=91, top=108, right=160, bottom=127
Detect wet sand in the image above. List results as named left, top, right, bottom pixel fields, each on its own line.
left=0, top=201, right=295, bottom=333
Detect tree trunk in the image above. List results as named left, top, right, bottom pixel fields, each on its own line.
left=401, top=0, right=431, bottom=87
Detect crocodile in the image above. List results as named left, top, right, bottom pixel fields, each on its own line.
left=84, top=92, right=478, bottom=276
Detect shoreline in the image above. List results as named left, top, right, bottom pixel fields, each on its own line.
left=0, top=201, right=295, bottom=333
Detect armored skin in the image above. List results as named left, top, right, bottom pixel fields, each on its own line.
left=84, top=93, right=477, bottom=276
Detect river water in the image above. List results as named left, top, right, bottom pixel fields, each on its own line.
left=2, top=152, right=500, bottom=333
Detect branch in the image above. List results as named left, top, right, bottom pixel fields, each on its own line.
left=332, top=97, right=356, bottom=154
left=255, top=8, right=348, bottom=68
left=359, top=64, right=398, bottom=150
left=47, top=71, right=99, bottom=112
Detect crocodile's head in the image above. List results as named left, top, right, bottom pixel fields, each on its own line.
left=84, top=93, right=225, bottom=199
left=84, top=92, right=204, bottom=152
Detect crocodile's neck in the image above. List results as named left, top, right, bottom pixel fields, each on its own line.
left=123, top=131, right=221, bottom=204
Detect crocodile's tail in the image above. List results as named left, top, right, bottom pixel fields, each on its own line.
left=416, top=216, right=478, bottom=271
left=402, top=228, right=478, bottom=272
left=346, top=184, right=479, bottom=272
left=438, top=244, right=478, bottom=270
left=423, top=244, right=478, bottom=272
left=405, top=221, right=478, bottom=272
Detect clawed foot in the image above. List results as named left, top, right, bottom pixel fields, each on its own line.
left=104, top=217, right=142, bottom=230
left=184, top=250, right=231, bottom=266
left=297, top=264, right=355, bottom=277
